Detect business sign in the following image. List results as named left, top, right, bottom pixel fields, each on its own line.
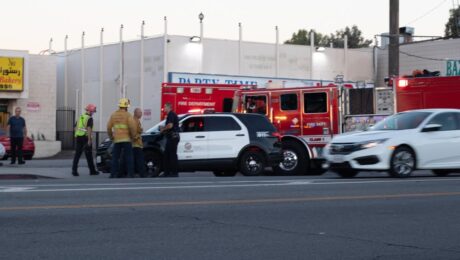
left=143, top=109, right=152, bottom=121
left=446, top=60, right=460, bottom=76
left=169, top=72, right=374, bottom=88
left=26, top=102, right=40, bottom=112
left=0, top=57, right=24, bottom=92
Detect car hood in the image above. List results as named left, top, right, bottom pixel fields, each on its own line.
left=331, top=130, right=409, bottom=143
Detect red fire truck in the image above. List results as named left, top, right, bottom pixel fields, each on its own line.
left=395, top=76, right=460, bottom=112
left=161, top=83, right=244, bottom=116
left=161, top=82, right=372, bottom=176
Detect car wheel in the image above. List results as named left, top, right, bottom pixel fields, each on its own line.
left=144, top=150, right=162, bottom=177
left=432, top=170, right=451, bottom=177
left=213, top=171, right=237, bottom=177
left=239, top=151, right=266, bottom=176
left=334, top=169, right=358, bottom=178
left=389, top=147, right=415, bottom=178
left=24, top=155, right=33, bottom=160
left=273, top=140, right=309, bottom=176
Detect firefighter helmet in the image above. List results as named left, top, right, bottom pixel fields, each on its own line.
left=85, top=104, right=97, bottom=113
left=118, top=98, right=130, bottom=108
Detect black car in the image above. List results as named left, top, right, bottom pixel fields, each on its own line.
left=96, top=113, right=283, bottom=177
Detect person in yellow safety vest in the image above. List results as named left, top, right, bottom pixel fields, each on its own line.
left=107, top=98, right=136, bottom=178
left=132, top=108, right=146, bottom=178
left=72, top=104, right=100, bottom=176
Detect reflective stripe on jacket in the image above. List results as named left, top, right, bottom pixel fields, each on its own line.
left=107, top=109, right=136, bottom=143
left=75, top=114, right=90, bottom=137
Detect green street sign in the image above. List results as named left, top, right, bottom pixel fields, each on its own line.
left=446, top=60, right=460, bottom=76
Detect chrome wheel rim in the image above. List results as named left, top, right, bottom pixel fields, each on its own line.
left=393, top=151, right=414, bottom=176
left=279, top=150, right=298, bottom=171
left=246, top=155, right=261, bottom=173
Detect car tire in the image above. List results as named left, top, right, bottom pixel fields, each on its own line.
left=213, top=171, right=237, bottom=177
left=144, top=150, right=162, bottom=177
left=273, top=140, right=309, bottom=176
left=239, top=151, right=266, bottom=176
left=24, top=155, right=33, bottom=160
left=334, top=169, right=358, bottom=178
left=432, top=170, right=451, bottom=177
left=389, top=146, right=416, bottom=178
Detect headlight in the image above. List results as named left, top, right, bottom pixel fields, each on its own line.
left=360, top=139, right=388, bottom=149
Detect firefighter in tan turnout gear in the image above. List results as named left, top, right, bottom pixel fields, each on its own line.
left=107, top=98, right=136, bottom=178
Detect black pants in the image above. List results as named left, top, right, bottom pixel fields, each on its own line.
left=133, top=147, right=146, bottom=177
left=164, top=137, right=179, bottom=176
left=10, top=137, right=24, bottom=163
left=72, top=136, right=97, bottom=174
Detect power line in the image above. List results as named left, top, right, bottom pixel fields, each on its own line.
left=405, top=0, right=449, bottom=25
left=399, top=50, right=450, bottom=61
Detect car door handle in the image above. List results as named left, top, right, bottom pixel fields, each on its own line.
left=195, top=136, right=205, bottom=139
left=236, top=134, right=245, bottom=137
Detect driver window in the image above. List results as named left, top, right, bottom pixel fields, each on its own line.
left=244, top=95, right=267, bottom=115
left=181, top=117, right=204, bottom=132
left=427, top=113, right=458, bottom=131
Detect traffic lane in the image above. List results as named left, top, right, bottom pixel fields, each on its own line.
left=1, top=187, right=460, bottom=259
left=2, top=175, right=460, bottom=210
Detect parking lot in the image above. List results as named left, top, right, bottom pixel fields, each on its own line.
left=1, top=159, right=460, bottom=259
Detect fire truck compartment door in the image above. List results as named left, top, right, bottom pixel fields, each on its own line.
left=178, top=116, right=208, bottom=160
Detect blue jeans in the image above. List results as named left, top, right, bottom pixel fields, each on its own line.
left=111, top=142, right=134, bottom=178
left=133, top=147, right=146, bottom=177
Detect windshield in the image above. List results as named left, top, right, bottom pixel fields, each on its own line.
left=145, top=114, right=187, bottom=133
left=371, top=111, right=431, bottom=131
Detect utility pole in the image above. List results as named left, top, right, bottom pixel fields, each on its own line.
left=389, top=0, right=399, bottom=78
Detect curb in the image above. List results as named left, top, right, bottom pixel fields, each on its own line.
left=0, top=174, right=58, bottom=180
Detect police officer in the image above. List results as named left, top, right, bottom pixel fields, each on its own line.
left=107, top=98, right=136, bottom=178
left=72, top=104, right=99, bottom=176
left=132, top=108, right=146, bottom=178
left=160, top=102, right=180, bottom=177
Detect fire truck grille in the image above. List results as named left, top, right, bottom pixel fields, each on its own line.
left=329, top=143, right=359, bottom=155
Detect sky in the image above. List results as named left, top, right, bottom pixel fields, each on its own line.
left=1, top=0, right=458, bottom=53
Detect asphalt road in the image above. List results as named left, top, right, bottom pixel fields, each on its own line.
left=1, top=172, right=460, bottom=260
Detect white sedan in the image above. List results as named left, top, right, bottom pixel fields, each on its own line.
left=323, top=109, right=460, bottom=178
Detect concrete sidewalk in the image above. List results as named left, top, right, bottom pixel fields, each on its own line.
left=0, top=159, right=109, bottom=179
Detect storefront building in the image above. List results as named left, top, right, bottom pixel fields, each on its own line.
left=0, top=49, right=60, bottom=157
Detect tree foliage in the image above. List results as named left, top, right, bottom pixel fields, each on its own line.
left=445, top=6, right=460, bottom=38
left=285, top=25, right=372, bottom=48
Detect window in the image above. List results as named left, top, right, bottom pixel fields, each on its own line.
left=304, top=92, right=327, bottom=113
left=372, top=111, right=431, bottom=131
left=427, top=113, right=459, bottom=131
left=245, top=95, right=267, bottom=115
left=280, top=94, right=298, bottom=111
left=181, top=117, right=204, bottom=132
left=205, top=116, right=241, bottom=131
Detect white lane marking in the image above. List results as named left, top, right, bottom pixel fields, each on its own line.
left=0, top=182, right=311, bottom=193
left=0, top=187, right=35, bottom=192
left=0, top=179, right=302, bottom=188
left=1, top=177, right=460, bottom=193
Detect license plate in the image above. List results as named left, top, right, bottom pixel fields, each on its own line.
left=331, top=155, right=345, bottom=163
left=96, top=156, right=102, bottom=163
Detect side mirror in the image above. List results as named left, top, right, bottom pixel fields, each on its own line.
left=422, top=124, right=442, bottom=132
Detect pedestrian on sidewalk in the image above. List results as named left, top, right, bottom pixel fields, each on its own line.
left=71, top=104, right=100, bottom=176
left=160, top=102, right=180, bottom=177
left=7, top=107, right=27, bottom=165
left=132, top=108, right=146, bottom=178
left=107, top=98, right=136, bottom=178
